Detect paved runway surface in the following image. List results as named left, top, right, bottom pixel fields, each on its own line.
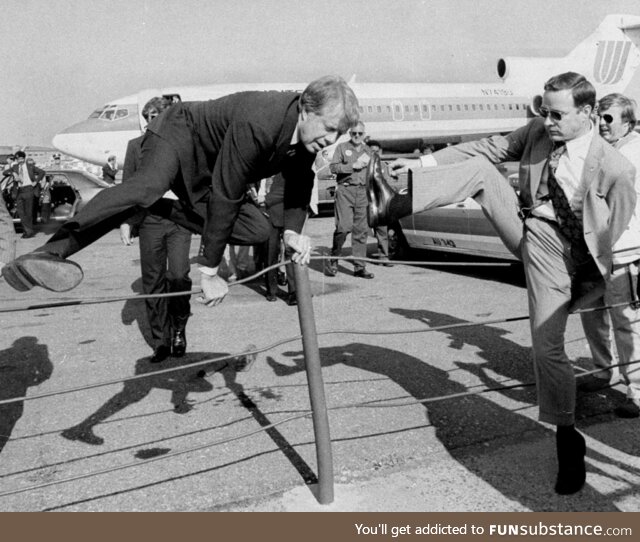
left=0, top=216, right=638, bottom=511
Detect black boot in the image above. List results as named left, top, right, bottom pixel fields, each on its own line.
left=555, top=426, right=586, bottom=495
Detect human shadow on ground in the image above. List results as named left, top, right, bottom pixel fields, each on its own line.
left=267, top=333, right=626, bottom=511
left=0, top=337, right=53, bottom=455
left=392, top=308, right=640, bottom=506
left=59, top=350, right=318, bottom=486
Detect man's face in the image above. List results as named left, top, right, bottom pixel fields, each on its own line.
left=349, top=124, right=365, bottom=145
left=297, top=105, right=343, bottom=154
left=16, top=156, right=25, bottom=165
left=369, top=144, right=381, bottom=155
left=541, top=89, right=592, bottom=143
left=598, top=105, right=629, bottom=144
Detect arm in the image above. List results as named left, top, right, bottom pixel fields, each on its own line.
left=329, top=145, right=353, bottom=175
left=607, top=165, right=637, bottom=246
left=33, top=166, right=45, bottom=183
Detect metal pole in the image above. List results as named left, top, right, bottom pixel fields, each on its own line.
left=292, top=263, right=334, bottom=504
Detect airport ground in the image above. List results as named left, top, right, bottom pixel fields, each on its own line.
left=0, top=215, right=639, bottom=512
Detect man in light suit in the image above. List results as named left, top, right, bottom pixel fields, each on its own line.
left=371, top=72, right=636, bottom=495
left=2, top=76, right=360, bottom=303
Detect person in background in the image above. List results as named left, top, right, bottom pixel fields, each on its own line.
left=102, top=155, right=118, bottom=184
left=325, top=121, right=374, bottom=279
left=120, top=97, right=192, bottom=364
left=578, top=92, right=640, bottom=418
left=8, top=151, right=45, bottom=238
left=366, top=140, right=392, bottom=266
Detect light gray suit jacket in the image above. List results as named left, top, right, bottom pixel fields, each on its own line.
left=431, top=118, right=637, bottom=279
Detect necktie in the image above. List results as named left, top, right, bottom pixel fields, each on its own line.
left=546, top=144, right=589, bottom=262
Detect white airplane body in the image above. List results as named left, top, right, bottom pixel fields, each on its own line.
left=53, top=14, right=640, bottom=166
left=50, top=14, right=640, bottom=261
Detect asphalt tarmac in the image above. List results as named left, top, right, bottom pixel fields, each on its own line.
left=0, top=216, right=639, bottom=512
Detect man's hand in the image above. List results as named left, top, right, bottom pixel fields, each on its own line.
left=283, top=231, right=312, bottom=265
left=388, top=157, right=422, bottom=177
left=198, top=274, right=229, bottom=307
left=120, top=223, right=132, bottom=246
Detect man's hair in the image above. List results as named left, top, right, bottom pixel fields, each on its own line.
left=367, top=139, right=381, bottom=149
left=299, top=75, right=360, bottom=133
left=141, top=96, right=169, bottom=122
left=15, top=151, right=26, bottom=159
left=598, top=92, right=637, bottom=129
left=544, top=72, right=596, bottom=109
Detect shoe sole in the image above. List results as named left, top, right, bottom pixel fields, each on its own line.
left=14, top=257, right=83, bottom=292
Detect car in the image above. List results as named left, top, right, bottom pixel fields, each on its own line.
left=390, top=162, right=521, bottom=262
left=1, top=168, right=111, bottom=230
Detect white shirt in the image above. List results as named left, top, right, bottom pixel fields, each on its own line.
left=20, top=163, right=33, bottom=187
left=533, top=124, right=595, bottom=222
left=611, top=131, right=640, bottom=264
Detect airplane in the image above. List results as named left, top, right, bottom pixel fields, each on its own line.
left=51, top=13, right=640, bottom=260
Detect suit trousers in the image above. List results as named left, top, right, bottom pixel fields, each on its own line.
left=410, top=157, right=523, bottom=259
left=0, top=197, right=16, bottom=267
left=331, top=184, right=369, bottom=271
left=580, top=262, right=640, bottom=401
left=40, top=134, right=271, bottom=259
left=16, top=186, right=36, bottom=235
left=139, top=213, right=192, bottom=348
left=263, top=223, right=295, bottom=296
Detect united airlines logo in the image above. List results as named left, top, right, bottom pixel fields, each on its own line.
left=593, top=40, right=631, bottom=84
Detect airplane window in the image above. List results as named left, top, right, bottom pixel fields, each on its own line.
left=440, top=105, right=445, bottom=111
left=509, top=104, right=513, bottom=110
left=367, top=106, right=373, bottom=113
left=472, top=105, right=476, bottom=111
left=515, top=104, right=520, bottom=110
left=431, top=105, right=436, bottom=111
left=359, top=106, right=364, bottom=113
left=102, top=109, right=115, bottom=120
left=456, top=105, right=461, bottom=111
left=89, top=108, right=104, bottom=119
left=414, top=105, right=419, bottom=113
left=395, top=105, right=401, bottom=113
left=479, top=104, right=484, bottom=110
left=386, top=106, right=391, bottom=113
left=404, top=105, right=409, bottom=112
left=115, top=108, right=129, bottom=119
left=464, top=105, right=469, bottom=111
left=377, top=106, right=381, bottom=113
left=448, top=105, right=453, bottom=111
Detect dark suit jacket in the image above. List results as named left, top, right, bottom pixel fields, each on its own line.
left=432, top=118, right=636, bottom=279
left=146, top=91, right=314, bottom=267
left=102, top=163, right=117, bottom=184
left=10, top=162, right=45, bottom=185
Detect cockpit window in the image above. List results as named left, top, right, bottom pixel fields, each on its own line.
left=91, top=105, right=129, bottom=121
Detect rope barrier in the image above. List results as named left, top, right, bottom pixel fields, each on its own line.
left=2, top=356, right=635, bottom=500
left=1, top=252, right=639, bottom=503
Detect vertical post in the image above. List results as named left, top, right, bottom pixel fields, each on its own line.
left=292, top=263, right=334, bottom=504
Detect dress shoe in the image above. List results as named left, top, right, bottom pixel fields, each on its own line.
left=286, top=292, right=298, bottom=306
left=366, top=153, right=398, bottom=228
left=1, top=251, right=84, bottom=292
left=150, top=344, right=171, bottom=364
left=21, top=233, right=35, bottom=239
left=378, top=257, right=393, bottom=267
left=266, top=293, right=278, bottom=302
left=61, top=427, right=104, bottom=446
left=235, top=345, right=257, bottom=372
left=577, top=374, right=611, bottom=393
left=614, top=398, right=640, bottom=418
left=555, top=429, right=586, bottom=495
left=354, top=269, right=374, bottom=279
left=171, top=329, right=187, bottom=357
left=277, top=271, right=288, bottom=286
left=324, top=260, right=338, bottom=277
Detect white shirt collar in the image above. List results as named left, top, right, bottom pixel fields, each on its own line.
left=564, top=122, right=595, bottom=159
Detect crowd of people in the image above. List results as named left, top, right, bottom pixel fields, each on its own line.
left=1, top=71, right=640, bottom=498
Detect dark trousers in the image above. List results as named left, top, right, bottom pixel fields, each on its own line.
left=39, top=134, right=270, bottom=258
left=16, top=186, right=35, bottom=235
left=139, top=212, right=192, bottom=348
left=263, top=223, right=295, bottom=296
left=331, top=184, right=369, bottom=271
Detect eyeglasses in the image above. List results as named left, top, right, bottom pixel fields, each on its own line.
left=350, top=131, right=364, bottom=136
left=539, top=106, right=568, bottom=122
left=600, top=113, right=615, bottom=124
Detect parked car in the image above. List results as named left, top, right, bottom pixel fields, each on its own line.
left=1, top=168, right=111, bottom=230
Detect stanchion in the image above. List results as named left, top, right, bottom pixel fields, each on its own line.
left=292, top=263, right=334, bottom=504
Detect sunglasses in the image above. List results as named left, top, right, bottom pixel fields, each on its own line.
left=539, top=106, right=568, bottom=122
left=600, top=113, right=615, bottom=124
left=350, top=131, right=364, bottom=136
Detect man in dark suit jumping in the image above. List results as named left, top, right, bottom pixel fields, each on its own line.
left=2, top=75, right=360, bottom=306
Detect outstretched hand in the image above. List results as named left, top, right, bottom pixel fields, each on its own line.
left=388, top=157, right=422, bottom=177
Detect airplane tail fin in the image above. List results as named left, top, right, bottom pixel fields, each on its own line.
left=499, top=15, right=640, bottom=96
left=568, top=14, right=640, bottom=93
